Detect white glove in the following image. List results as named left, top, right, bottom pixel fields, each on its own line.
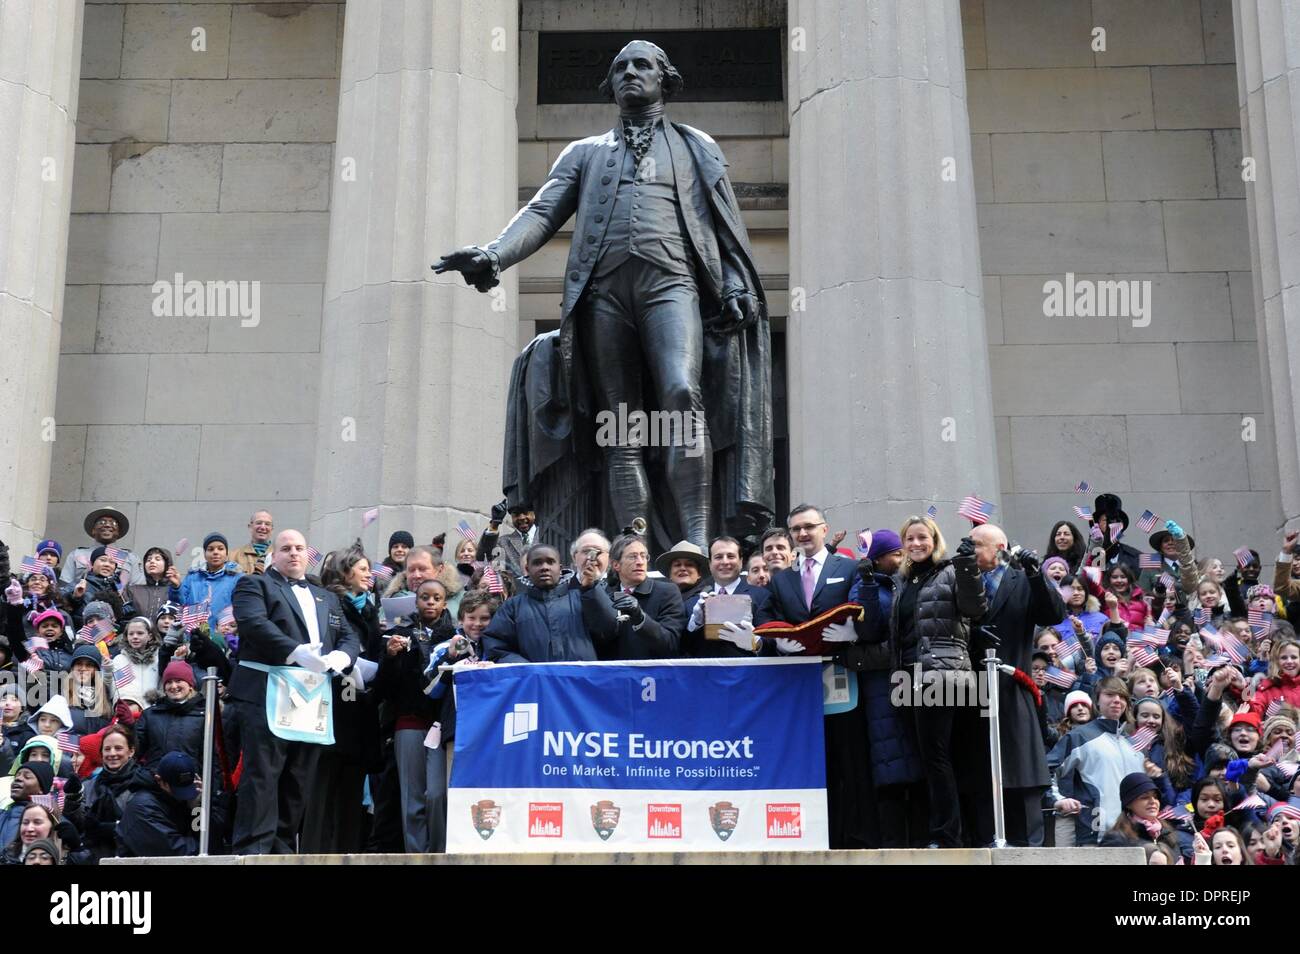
left=286, top=644, right=328, bottom=673
left=719, top=619, right=756, bottom=650
left=773, top=637, right=805, bottom=655
left=688, top=592, right=711, bottom=632
left=322, top=650, right=351, bottom=674
left=4, top=580, right=22, bottom=605
left=821, top=619, right=858, bottom=643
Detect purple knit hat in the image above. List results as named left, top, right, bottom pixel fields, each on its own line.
left=867, top=529, right=903, bottom=561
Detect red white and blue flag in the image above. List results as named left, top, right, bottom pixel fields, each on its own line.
left=114, top=664, right=135, bottom=691
left=1074, top=480, right=1090, bottom=494
left=957, top=495, right=995, bottom=525
left=1072, top=506, right=1092, bottom=520
left=1248, top=608, right=1273, bottom=638
left=18, top=555, right=44, bottom=576
left=482, top=565, right=505, bottom=595
left=1055, top=631, right=1082, bottom=661
left=1127, top=641, right=1159, bottom=667
left=362, top=507, right=380, bottom=528
left=1137, top=510, right=1159, bottom=533
left=1042, top=666, right=1076, bottom=689
left=1127, top=726, right=1158, bottom=752
left=1139, top=552, right=1162, bottom=570
left=180, top=602, right=210, bottom=631
left=925, top=505, right=938, bottom=520
left=1233, top=546, right=1254, bottom=568
left=306, top=546, right=323, bottom=566
left=455, top=520, right=476, bottom=543
left=54, top=731, right=78, bottom=755
left=105, top=546, right=130, bottom=565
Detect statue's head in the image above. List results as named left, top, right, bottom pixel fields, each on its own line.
left=598, top=40, right=684, bottom=108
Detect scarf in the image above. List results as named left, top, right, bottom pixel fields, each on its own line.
left=620, top=101, right=665, bottom=174
left=123, top=639, right=158, bottom=666
left=1130, top=812, right=1163, bottom=840
left=251, top=542, right=269, bottom=557
left=347, top=592, right=367, bottom=613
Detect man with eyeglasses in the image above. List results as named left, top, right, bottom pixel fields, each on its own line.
left=753, top=503, right=877, bottom=848
left=61, top=506, right=145, bottom=587
left=599, top=534, right=684, bottom=660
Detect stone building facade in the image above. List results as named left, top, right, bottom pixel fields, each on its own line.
left=2, top=0, right=1295, bottom=563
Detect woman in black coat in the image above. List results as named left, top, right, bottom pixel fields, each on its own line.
left=300, top=543, right=385, bottom=854
left=81, top=723, right=155, bottom=863
left=878, top=516, right=986, bottom=848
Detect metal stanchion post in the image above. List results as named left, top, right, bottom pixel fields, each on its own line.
left=199, top=666, right=218, bottom=857
left=983, top=649, right=1007, bottom=849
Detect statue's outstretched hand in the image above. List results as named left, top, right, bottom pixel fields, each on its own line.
left=433, top=247, right=498, bottom=293
left=723, top=292, right=760, bottom=330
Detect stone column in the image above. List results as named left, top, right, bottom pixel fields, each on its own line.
left=1233, top=0, right=1300, bottom=530
left=311, top=0, right=518, bottom=548
left=786, top=0, right=999, bottom=533
left=0, top=0, right=83, bottom=556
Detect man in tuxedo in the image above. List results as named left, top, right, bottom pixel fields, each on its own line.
left=683, top=536, right=770, bottom=657
left=229, top=529, right=362, bottom=854
left=601, top=534, right=684, bottom=660
left=962, top=523, right=1066, bottom=847
left=753, top=504, right=874, bottom=848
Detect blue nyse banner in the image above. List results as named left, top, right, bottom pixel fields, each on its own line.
left=448, top=658, right=827, bottom=852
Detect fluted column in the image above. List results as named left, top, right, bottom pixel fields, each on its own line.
left=311, top=0, right=518, bottom=547
left=1233, top=0, right=1300, bottom=529
left=0, top=0, right=84, bottom=556
left=786, top=0, right=999, bottom=532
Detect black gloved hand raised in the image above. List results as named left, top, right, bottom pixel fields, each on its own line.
left=856, top=558, right=875, bottom=582
left=490, top=499, right=509, bottom=523
left=954, top=537, right=976, bottom=562
left=611, top=592, right=644, bottom=625
left=1017, top=549, right=1040, bottom=578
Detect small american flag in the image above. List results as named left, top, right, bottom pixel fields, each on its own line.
left=19, top=656, right=43, bottom=674
left=76, top=619, right=112, bottom=643
left=1139, top=552, right=1162, bottom=570
left=1161, top=687, right=1176, bottom=702
left=957, top=495, right=995, bottom=525
left=305, top=546, right=323, bottom=567
left=856, top=529, right=873, bottom=556
left=1137, top=510, right=1159, bottom=533
left=1266, top=739, right=1287, bottom=762
left=25, top=636, right=49, bottom=652
left=362, top=507, right=380, bottom=528
left=1193, top=607, right=1210, bottom=626
left=1142, top=626, right=1170, bottom=647
left=925, top=505, right=938, bottom=519
left=1128, top=641, right=1159, bottom=667
left=1220, top=633, right=1252, bottom=665
left=482, top=565, right=505, bottom=595
left=1056, top=631, right=1082, bottom=660
left=1248, top=608, right=1273, bottom=638
left=18, top=556, right=43, bottom=575
left=1075, top=480, right=1090, bottom=494
left=1203, top=653, right=1231, bottom=667
left=180, top=602, right=209, bottom=631
left=1082, top=566, right=1102, bottom=585
left=455, top=520, right=476, bottom=543
left=371, top=563, right=394, bottom=586
left=1089, top=524, right=1104, bottom=542
left=1233, top=546, right=1254, bottom=568
left=1266, top=698, right=1283, bottom=719
left=105, top=546, right=129, bottom=565
left=1234, top=792, right=1267, bottom=812
left=174, top=538, right=188, bottom=556
left=1072, top=506, right=1092, bottom=520
left=114, top=664, right=135, bottom=691
left=30, top=791, right=66, bottom=815
left=1157, top=805, right=1176, bottom=820
left=217, top=605, right=235, bottom=627
left=1158, top=572, right=1176, bottom=590
left=54, top=731, right=78, bottom=755
left=1109, top=522, right=1124, bottom=541
left=1127, top=725, right=1158, bottom=752
left=1042, top=666, right=1076, bottom=689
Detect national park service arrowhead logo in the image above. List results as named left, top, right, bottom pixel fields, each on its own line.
left=590, top=800, right=621, bottom=840
left=471, top=799, right=502, bottom=840
left=709, top=800, right=740, bottom=842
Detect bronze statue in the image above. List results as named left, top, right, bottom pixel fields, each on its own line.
left=435, top=40, right=773, bottom=552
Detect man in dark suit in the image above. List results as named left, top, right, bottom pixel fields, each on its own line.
left=753, top=504, right=876, bottom=849
left=229, top=529, right=362, bottom=854
left=683, top=536, right=770, bottom=657
left=962, top=523, right=1066, bottom=848
left=601, top=534, right=684, bottom=660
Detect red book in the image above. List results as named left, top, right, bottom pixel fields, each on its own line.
left=754, top=603, right=865, bottom=655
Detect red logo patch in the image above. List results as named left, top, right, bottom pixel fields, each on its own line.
left=528, top=801, right=563, bottom=838
left=766, top=803, right=802, bottom=838
left=647, top=803, right=683, bottom=839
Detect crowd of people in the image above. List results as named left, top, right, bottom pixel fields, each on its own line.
left=0, top=490, right=1297, bottom=865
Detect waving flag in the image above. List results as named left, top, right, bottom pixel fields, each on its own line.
left=1055, top=631, right=1082, bottom=661
left=1089, top=524, right=1104, bottom=542
left=1220, top=633, right=1252, bottom=665
left=1233, top=546, right=1254, bottom=568
left=1137, top=510, right=1158, bottom=533
left=1042, top=666, right=1076, bottom=689
left=105, top=546, right=130, bottom=565
left=1139, top=552, right=1161, bottom=570
left=362, top=507, right=380, bottom=528
left=306, top=546, right=323, bottom=567
left=1157, top=805, right=1176, bottom=820
left=957, top=495, right=995, bottom=525
left=1141, top=626, right=1170, bottom=647
left=1234, top=792, right=1267, bottom=813
left=925, top=505, right=938, bottom=519
left=1127, top=726, right=1158, bottom=752
left=1161, top=687, right=1176, bottom=702
left=1074, top=480, right=1090, bottom=494
left=217, top=605, right=235, bottom=628
left=174, top=538, right=189, bottom=556
left=481, top=565, right=505, bottom=595
left=1266, top=698, right=1283, bottom=719
left=856, top=529, right=873, bottom=557
left=1127, top=640, right=1159, bottom=667
left=1109, top=523, right=1124, bottom=541
left=76, top=619, right=113, bottom=643
left=18, top=556, right=44, bottom=576
left=180, top=602, right=210, bottom=631
left=1157, top=572, right=1176, bottom=591
left=30, top=791, right=66, bottom=815
left=1248, top=608, right=1273, bottom=638
left=1192, top=607, right=1209, bottom=627
left=19, top=656, right=43, bottom=674
left=455, top=520, right=476, bottom=543
left=54, top=731, right=78, bottom=755
left=371, top=563, right=395, bottom=586
left=114, top=664, right=135, bottom=691
left=1072, top=506, right=1092, bottom=520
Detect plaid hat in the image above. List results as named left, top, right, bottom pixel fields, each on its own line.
left=36, top=540, right=61, bottom=559
left=157, top=752, right=199, bottom=800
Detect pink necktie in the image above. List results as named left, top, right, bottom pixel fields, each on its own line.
left=802, top=558, right=817, bottom=608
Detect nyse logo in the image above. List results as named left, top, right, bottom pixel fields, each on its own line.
left=766, top=803, right=802, bottom=839
left=647, top=803, right=682, bottom=839
left=528, top=801, right=564, bottom=838
left=502, top=702, right=538, bottom=744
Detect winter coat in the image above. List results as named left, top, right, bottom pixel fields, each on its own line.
left=599, top=577, right=684, bottom=660
left=1047, top=718, right=1146, bottom=843
left=82, top=759, right=155, bottom=861
left=422, top=633, right=483, bottom=746
left=172, top=563, right=244, bottom=631
left=376, top=613, right=456, bottom=729
left=1247, top=672, right=1300, bottom=718
left=880, top=556, right=987, bottom=671
left=132, top=693, right=212, bottom=772
left=116, top=785, right=200, bottom=858
left=110, top=648, right=164, bottom=705
left=332, top=592, right=384, bottom=771
left=126, top=578, right=172, bottom=624
left=483, top=573, right=619, bottom=663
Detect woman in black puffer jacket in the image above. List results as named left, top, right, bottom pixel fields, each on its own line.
left=81, top=723, right=155, bottom=862
left=884, top=515, right=986, bottom=848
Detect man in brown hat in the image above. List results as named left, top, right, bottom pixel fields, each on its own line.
left=60, top=506, right=144, bottom=587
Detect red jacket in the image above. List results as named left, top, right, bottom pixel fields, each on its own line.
left=1248, top=672, right=1300, bottom=717
left=1109, top=587, right=1150, bottom=630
